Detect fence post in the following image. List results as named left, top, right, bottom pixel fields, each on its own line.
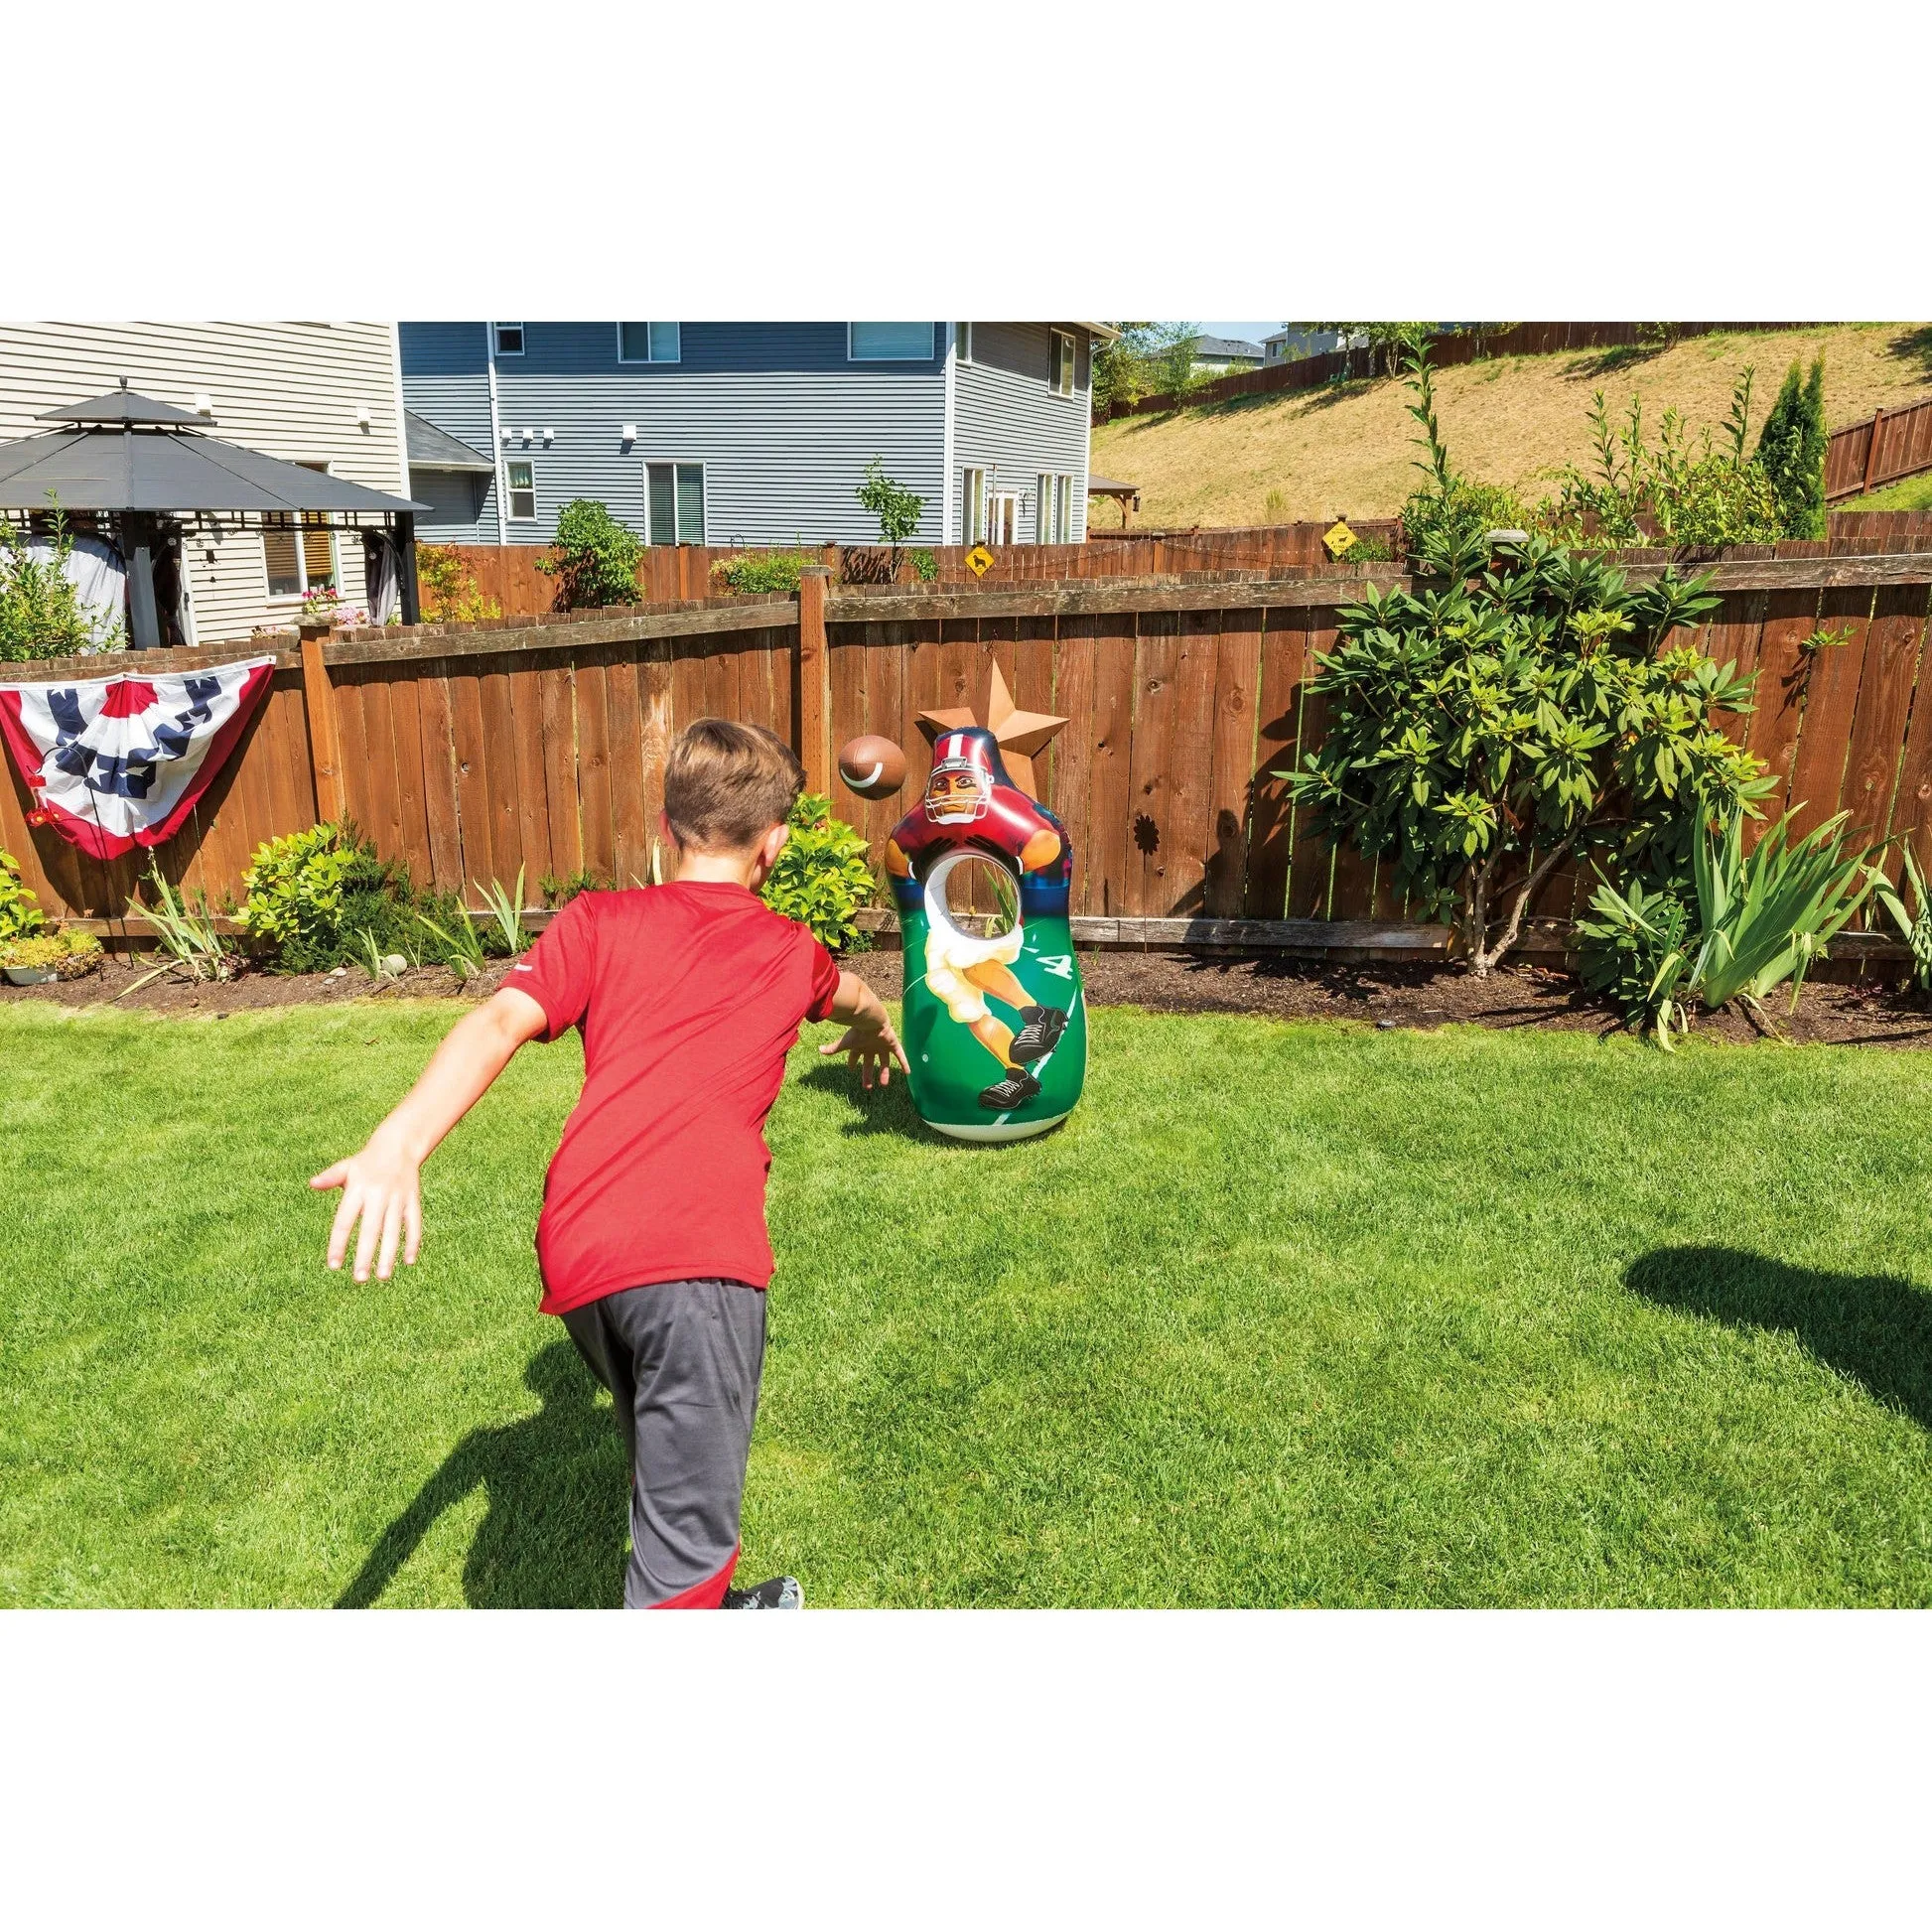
left=1863, top=409, right=1886, bottom=494
left=300, top=636, right=346, bottom=824
left=797, top=567, right=833, bottom=796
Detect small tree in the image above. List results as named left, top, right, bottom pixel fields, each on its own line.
left=1756, top=354, right=1829, bottom=538
left=537, top=499, right=643, bottom=609
left=1090, top=323, right=1152, bottom=411
left=1302, top=323, right=1433, bottom=378
left=416, top=544, right=502, bottom=622
left=856, top=459, right=925, bottom=567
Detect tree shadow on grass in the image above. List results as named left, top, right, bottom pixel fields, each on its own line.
left=1625, top=1246, right=1932, bottom=1433
left=1883, top=325, right=1932, bottom=384
left=337, top=1340, right=626, bottom=1608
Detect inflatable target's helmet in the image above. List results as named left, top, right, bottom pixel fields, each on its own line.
left=923, top=726, right=1007, bottom=824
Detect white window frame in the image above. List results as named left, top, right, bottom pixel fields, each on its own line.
left=961, top=467, right=988, bottom=545
left=1036, top=473, right=1054, bottom=544
left=1050, top=329, right=1076, bottom=398
left=263, top=462, right=340, bottom=599
left=504, top=457, right=538, bottom=522
left=957, top=323, right=974, bottom=364
left=848, top=323, right=936, bottom=362
left=493, top=321, right=525, bottom=356
left=617, top=322, right=682, bottom=364
left=644, top=459, right=708, bottom=546
left=1055, top=474, right=1074, bottom=542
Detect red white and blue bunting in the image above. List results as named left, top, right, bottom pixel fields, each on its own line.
left=0, top=656, right=275, bottom=861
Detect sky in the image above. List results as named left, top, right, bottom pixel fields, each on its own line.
left=1195, top=321, right=1280, bottom=346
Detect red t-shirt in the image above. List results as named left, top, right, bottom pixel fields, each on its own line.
left=508, top=883, right=841, bottom=1315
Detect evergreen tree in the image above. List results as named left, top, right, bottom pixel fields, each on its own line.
left=1757, top=354, right=1828, bottom=538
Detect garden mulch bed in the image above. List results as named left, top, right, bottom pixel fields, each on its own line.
left=5, top=948, right=1930, bottom=1048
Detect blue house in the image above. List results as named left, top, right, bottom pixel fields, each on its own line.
left=399, top=322, right=1113, bottom=552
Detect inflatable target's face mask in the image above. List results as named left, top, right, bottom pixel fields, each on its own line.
left=924, top=759, right=992, bottom=824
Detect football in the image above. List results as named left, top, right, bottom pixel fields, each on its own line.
left=837, top=733, right=907, bottom=799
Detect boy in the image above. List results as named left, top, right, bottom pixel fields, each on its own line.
left=312, top=720, right=906, bottom=1609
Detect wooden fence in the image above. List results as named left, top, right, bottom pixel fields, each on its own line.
left=424, top=524, right=1407, bottom=621
left=1825, top=396, right=1932, bottom=502
left=7, top=549, right=1932, bottom=957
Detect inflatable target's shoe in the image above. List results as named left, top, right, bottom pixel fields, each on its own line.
left=1009, top=1005, right=1069, bottom=1063
left=979, top=1068, right=1043, bottom=1111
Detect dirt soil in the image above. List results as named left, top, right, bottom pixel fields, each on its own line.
left=6, top=949, right=1929, bottom=1048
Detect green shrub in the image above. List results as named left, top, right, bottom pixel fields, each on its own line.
left=540, top=869, right=609, bottom=907
left=0, top=929, right=100, bottom=977
left=908, top=547, right=938, bottom=582
left=537, top=499, right=642, bottom=609
left=1541, top=373, right=1783, bottom=548
left=710, top=550, right=817, bottom=595
left=238, top=822, right=485, bottom=974
left=417, top=545, right=502, bottom=622
left=1285, top=531, right=1772, bottom=974
left=759, top=791, right=874, bottom=951
left=1756, top=354, right=1829, bottom=539
left=0, top=502, right=125, bottom=660
left=1397, top=342, right=1530, bottom=556
left=0, top=848, right=47, bottom=941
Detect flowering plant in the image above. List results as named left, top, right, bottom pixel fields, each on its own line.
left=298, top=585, right=366, bottom=627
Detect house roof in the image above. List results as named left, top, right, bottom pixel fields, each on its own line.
left=0, top=392, right=426, bottom=515
left=406, top=410, right=496, bottom=473
left=1190, top=336, right=1265, bottom=360
left=1087, top=474, right=1141, bottom=496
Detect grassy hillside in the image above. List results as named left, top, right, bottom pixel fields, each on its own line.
left=1091, top=324, right=1932, bottom=528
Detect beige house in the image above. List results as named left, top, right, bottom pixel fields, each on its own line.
left=0, top=323, right=408, bottom=644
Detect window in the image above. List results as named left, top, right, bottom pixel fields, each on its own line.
left=961, top=468, right=987, bottom=545
left=264, top=463, right=338, bottom=597
left=505, top=460, right=537, bottom=521
left=646, top=462, right=706, bottom=544
left=619, top=322, right=681, bottom=363
left=849, top=323, right=935, bottom=361
left=1050, top=329, right=1076, bottom=398
left=1037, top=474, right=1073, bottom=543
left=956, top=323, right=973, bottom=363
left=493, top=322, right=524, bottom=356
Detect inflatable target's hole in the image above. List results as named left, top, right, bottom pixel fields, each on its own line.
left=931, top=851, right=1019, bottom=940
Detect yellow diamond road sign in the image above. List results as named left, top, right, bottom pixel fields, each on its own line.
left=965, top=544, right=995, bottom=578
left=1323, top=519, right=1357, bottom=560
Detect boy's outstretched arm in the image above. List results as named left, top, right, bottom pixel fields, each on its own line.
left=311, top=986, right=549, bottom=1284
left=817, top=970, right=910, bottom=1088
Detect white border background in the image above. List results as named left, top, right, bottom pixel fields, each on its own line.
left=8, top=0, right=1932, bottom=1919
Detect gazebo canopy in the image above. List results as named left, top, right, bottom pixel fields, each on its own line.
left=0, top=388, right=426, bottom=518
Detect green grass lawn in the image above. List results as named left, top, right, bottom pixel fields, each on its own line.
left=4, top=997, right=1931, bottom=1607
left=1839, top=471, right=1932, bottom=512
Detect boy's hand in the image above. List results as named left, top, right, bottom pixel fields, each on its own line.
left=818, top=1015, right=910, bottom=1088
left=312, top=1127, right=424, bottom=1283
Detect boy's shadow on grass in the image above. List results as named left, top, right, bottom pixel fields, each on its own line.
left=1625, top=1246, right=1932, bottom=1433
left=799, top=1057, right=931, bottom=1138
left=337, top=1341, right=626, bottom=1609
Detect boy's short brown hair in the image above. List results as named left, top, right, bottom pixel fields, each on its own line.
left=662, top=719, right=805, bottom=851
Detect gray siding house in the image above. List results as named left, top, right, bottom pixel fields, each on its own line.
left=399, top=322, right=1107, bottom=551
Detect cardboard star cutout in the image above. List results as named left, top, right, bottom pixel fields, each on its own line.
left=917, top=661, right=1068, bottom=799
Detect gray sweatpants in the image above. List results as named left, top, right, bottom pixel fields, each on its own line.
left=561, top=1278, right=766, bottom=1608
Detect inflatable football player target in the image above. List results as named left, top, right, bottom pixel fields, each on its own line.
left=881, top=694, right=1086, bottom=1141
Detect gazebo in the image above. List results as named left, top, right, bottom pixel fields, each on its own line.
left=1087, top=473, right=1142, bottom=527
left=0, top=381, right=427, bottom=646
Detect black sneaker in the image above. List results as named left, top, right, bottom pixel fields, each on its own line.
left=978, top=1068, right=1042, bottom=1110
left=1009, top=1004, right=1068, bottom=1063
left=723, top=1576, right=803, bottom=1609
